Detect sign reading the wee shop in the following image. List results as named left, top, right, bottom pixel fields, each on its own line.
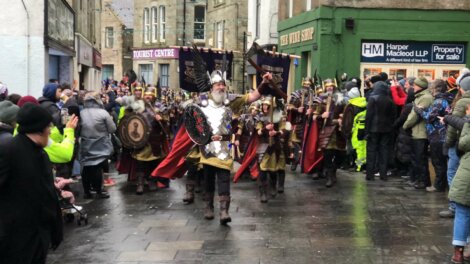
left=361, top=41, right=466, bottom=64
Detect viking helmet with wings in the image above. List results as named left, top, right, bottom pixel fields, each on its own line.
left=191, top=44, right=228, bottom=92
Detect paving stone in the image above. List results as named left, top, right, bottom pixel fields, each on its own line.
left=148, top=241, right=204, bottom=251
left=117, top=250, right=177, bottom=262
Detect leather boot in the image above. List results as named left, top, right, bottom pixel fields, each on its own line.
left=219, top=195, right=232, bottom=225
left=269, top=173, right=277, bottom=197
left=451, top=246, right=464, bottom=264
left=136, top=173, right=144, bottom=195
left=325, top=169, right=337, bottom=188
left=203, top=192, right=214, bottom=220
left=183, top=181, right=195, bottom=204
left=258, top=180, right=268, bottom=203
left=277, top=171, right=285, bottom=193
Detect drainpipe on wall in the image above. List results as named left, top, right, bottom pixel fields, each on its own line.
left=183, top=0, right=186, bottom=46
left=21, top=0, right=30, bottom=94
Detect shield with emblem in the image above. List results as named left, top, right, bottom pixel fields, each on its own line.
left=118, top=113, right=151, bottom=150
left=184, top=104, right=212, bottom=145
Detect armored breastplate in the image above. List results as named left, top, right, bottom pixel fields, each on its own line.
left=200, top=99, right=233, bottom=160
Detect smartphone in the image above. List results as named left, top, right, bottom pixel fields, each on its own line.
left=61, top=108, right=70, bottom=125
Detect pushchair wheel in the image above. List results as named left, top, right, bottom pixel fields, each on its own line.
left=65, top=213, right=75, bottom=223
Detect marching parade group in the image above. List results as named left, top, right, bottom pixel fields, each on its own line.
left=1, top=56, right=470, bottom=262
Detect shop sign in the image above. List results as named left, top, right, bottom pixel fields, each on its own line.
left=93, top=49, right=102, bottom=69
left=280, top=27, right=314, bottom=46
left=361, top=41, right=466, bottom=64
left=78, top=38, right=93, bottom=67
left=133, top=48, right=179, bottom=60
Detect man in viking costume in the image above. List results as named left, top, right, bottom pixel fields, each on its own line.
left=255, top=96, right=289, bottom=203
left=316, top=78, right=348, bottom=187
left=287, top=78, right=312, bottom=171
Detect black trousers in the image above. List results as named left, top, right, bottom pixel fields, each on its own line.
left=82, top=161, right=105, bottom=194
left=259, top=170, right=276, bottom=182
left=429, top=141, right=448, bottom=190
left=203, top=164, right=230, bottom=195
left=323, top=149, right=345, bottom=171
left=366, top=132, right=392, bottom=178
left=412, top=139, right=430, bottom=186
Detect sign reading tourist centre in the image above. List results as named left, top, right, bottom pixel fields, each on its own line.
left=361, top=41, right=466, bottom=64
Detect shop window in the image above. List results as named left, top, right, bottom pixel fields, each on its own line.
left=443, top=70, right=460, bottom=79
left=159, top=6, right=166, bottom=42
left=194, top=6, right=205, bottom=40
left=389, top=69, right=407, bottom=81
left=363, top=68, right=382, bottom=79
left=151, top=7, right=158, bottom=43
left=139, top=64, right=153, bottom=85
left=418, top=69, right=435, bottom=81
left=159, top=64, right=169, bottom=88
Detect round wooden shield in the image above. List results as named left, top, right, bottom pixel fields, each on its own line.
left=117, top=113, right=150, bottom=150
left=184, top=104, right=212, bottom=145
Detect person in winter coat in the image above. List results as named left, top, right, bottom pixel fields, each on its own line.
left=0, top=100, right=19, bottom=142
left=393, top=90, right=415, bottom=182
left=448, top=104, right=470, bottom=263
left=79, top=92, right=116, bottom=199
left=344, top=87, right=367, bottom=171
left=38, top=83, right=63, bottom=142
left=403, top=77, right=434, bottom=189
left=365, top=81, right=396, bottom=181
left=414, top=79, right=454, bottom=192
left=441, top=74, right=470, bottom=218
left=0, top=103, right=63, bottom=264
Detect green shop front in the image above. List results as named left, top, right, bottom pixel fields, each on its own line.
left=278, top=6, right=470, bottom=90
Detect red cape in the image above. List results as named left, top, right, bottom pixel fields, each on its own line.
left=233, top=135, right=259, bottom=182
left=151, top=125, right=194, bottom=179
left=301, top=119, right=323, bottom=173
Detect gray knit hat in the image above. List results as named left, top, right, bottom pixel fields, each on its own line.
left=0, top=100, right=19, bottom=124
left=460, top=76, right=470, bottom=92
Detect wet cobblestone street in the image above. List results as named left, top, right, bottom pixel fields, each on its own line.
left=49, top=168, right=455, bottom=264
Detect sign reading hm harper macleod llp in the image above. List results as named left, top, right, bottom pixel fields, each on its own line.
left=361, top=41, right=466, bottom=64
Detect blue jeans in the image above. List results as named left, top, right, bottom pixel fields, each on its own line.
left=448, top=147, right=460, bottom=211
left=453, top=203, right=470, bottom=246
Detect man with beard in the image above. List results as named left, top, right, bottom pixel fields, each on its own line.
left=287, top=78, right=312, bottom=171
left=197, top=70, right=271, bottom=224
left=131, top=86, right=169, bottom=194
left=316, top=79, right=348, bottom=187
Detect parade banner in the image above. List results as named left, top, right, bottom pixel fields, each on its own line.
left=255, top=54, right=291, bottom=93
left=178, top=47, right=233, bottom=92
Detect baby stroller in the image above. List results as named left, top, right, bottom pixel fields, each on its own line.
left=55, top=177, right=88, bottom=226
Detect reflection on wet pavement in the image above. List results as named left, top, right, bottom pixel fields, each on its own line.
left=48, top=169, right=454, bottom=264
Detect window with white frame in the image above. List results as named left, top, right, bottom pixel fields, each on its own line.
left=159, top=6, right=166, bottom=41
left=105, top=27, right=113, bottom=48
left=143, top=8, right=150, bottom=43
left=159, top=64, right=169, bottom=88
left=151, top=7, right=158, bottom=43
left=306, top=0, right=312, bottom=11
left=255, top=0, right=261, bottom=38
left=139, top=64, right=153, bottom=85
left=216, top=21, right=224, bottom=49
left=194, top=6, right=205, bottom=40
left=102, top=65, right=114, bottom=81
left=288, top=0, right=293, bottom=18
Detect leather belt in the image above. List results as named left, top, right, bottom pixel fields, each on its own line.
left=211, top=135, right=231, bottom=141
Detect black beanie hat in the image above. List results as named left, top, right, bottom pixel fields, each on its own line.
left=17, top=103, right=53, bottom=134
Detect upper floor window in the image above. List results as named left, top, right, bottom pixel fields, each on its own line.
left=159, top=6, right=166, bottom=41
left=214, top=0, right=225, bottom=5
left=216, top=21, right=224, bottom=49
left=194, top=6, right=205, bottom=40
left=143, top=8, right=150, bottom=43
left=288, top=0, right=293, bottom=18
left=151, top=7, right=158, bottom=43
left=306, top=0, right=312, bottom=11
left=255, top=0, right=261, bottom=38
left=105, top=27, right=113, bottom=48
